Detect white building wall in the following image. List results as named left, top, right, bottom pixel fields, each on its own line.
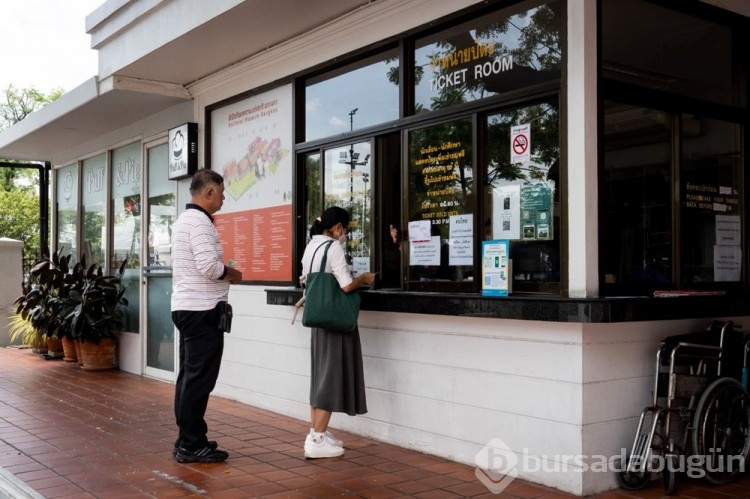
left=214, top=289, right=750, bottom=495
left=0, top=238, right=23, bottom=348
left=214, top=286, right=589, bottom=493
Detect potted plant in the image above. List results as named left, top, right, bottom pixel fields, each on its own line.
left=66, top=257, right=128, bottom=371
left=11, top=248, right=128, bottom=369
left=11, top=247, right=75, bottom=357
left=7, top=312, right=46, bottom=353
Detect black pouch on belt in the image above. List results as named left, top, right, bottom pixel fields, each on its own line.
left=217, top=301, right=233, bottom=333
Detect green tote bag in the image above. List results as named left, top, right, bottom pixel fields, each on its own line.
left=302, top=241, right=361, bottom=332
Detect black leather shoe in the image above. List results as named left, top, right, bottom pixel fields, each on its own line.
left=175, top=445, right=228, bottom=463
left=172, top=440, right=218, bottom=457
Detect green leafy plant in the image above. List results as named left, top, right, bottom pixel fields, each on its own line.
left=67, top=258, right=128, bottom=344
left=13, top=247, right=128, bottom=345
left=13, top=247, right=75, bottom=341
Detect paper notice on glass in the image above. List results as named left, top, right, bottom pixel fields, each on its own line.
left=408, top=220, right=432, bottom=242
left=716, top=214, right=740, bottom=246
left=449, top=214, right=473, bottom=266
left=410, top=236, right=441, bottom=266
left=493, top=184, right=520, bottom=240
left=482, top=240, right=509, bottom=296
left=714, top=245, right=741, bottom=282
left=352, top=256, right=370, bottom=276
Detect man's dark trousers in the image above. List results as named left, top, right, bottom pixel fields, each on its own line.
left=172, top=308, right=224, bottom=449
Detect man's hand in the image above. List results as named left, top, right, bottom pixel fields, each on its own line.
left=226, top=267, right=243, bottom=284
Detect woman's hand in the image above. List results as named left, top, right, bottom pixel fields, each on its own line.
left=343, top=272, right=376, bottom=293
left=360, top=272, right=376, bottom=286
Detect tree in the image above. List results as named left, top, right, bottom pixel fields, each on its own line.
left=0, top=84, right=65, bottom=270
left=0, top=84, right=63, bottom=129
left=0, top=85, right=63, bottom=189
left=0, top=187, right=41, bottom=267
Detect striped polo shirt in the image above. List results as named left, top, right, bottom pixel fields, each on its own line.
left=171, top=204, right=230, bottom=311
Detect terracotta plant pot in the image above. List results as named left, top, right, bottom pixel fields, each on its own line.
left=78, top=337, right=117, bottom=371
left=61, top=337, right=78, bottom=362
left=32, top=336, right=48, bottom=355
left=46, top=338, right=64, bottom=359
left=74, top=339, right=83, bottom=367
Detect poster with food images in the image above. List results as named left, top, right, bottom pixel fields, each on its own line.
left=210, top=84, right=293, bottom=282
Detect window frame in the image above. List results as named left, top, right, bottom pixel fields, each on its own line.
left=294, top=0, right=566, bottom=295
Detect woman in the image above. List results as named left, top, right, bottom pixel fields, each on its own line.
left=300, top=206, right=376, bottom=458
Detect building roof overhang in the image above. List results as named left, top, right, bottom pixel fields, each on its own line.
left=0, top=76, right=190, bottom=162
left=0, top=0, right=377, bottom=163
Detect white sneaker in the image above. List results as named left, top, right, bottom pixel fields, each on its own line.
left=325, top=431, right=343, bottom=448
left=304, top=434, right=344, bottom=458
left=309, top=428, right=343, bottom=448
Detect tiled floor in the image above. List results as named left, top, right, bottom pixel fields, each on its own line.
left=1, top=348, right=750, bottom=499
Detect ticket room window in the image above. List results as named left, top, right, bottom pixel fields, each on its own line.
left=406, top=118, right=474, bottom=291
left=484, top=100, right=560, bottom=294
left=601, top=0, right=745, bottom=295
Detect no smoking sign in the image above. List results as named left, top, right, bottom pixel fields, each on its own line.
left=510, top=123, right=531, bottom=163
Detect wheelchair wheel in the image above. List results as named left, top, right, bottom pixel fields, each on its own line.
left=615, top=456, right=651, bottom=490
left=662, top=453, right=677, bottom=495
left=692, top=377, right=750, bottom=484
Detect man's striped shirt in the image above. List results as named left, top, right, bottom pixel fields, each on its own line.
left=171, top=204, right=229, bottom=311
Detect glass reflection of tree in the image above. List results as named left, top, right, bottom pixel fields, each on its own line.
left=112, top=196, right=141, bottom=269
left=486, top=103, right=559, bottom=185
left=422, top=2, right=562, bottom=113
left=148, top=193, right=175, bottom=266
left=409, top=119, right=473, bottom=228
left=83, top=209, right=104, bottom=266
left=306, top=154, right=322, bottom=237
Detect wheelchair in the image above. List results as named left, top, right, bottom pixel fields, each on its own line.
left=616, top=320, right=750, bottom=495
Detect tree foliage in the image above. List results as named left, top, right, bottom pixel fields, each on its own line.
left=0, top=84, right=64, bottom=268
left=0, top=85, right=63, bottom=189
left=0, top=188, right=41, bottom=265
left=0, top=84, right=63, bottom=130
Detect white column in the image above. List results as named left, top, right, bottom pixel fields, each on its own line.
left=0, top=237, right=23, bottom=347
left=566, top=0, right=599, bottom=298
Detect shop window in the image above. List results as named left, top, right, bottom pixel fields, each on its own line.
left=601, top=103, right=672, bottom=295
left=305, top=49, right=399, bottom=142
left=484, top=100, right=560, bottom=294
left=323, top=141, right=373, bottom=274
left=304, top=152, right=322, bottom=242
left=82, top=154, right=106, bottom=267
left=414, top=0, right=562, bottom=114
left=602, top=0, right=742, bottom=108
left=146, top=143, right=176, bottom=370
left=302, top=134, right=403, bottom=288
left=601, top=102, right=744, bottom=295
left=406, top=118, right=474, bottom=290
left=110, top=141, right=141, bottom=333
left=146, top=144, right=175, bottom=268
left=680, top=117, right=742, bottom=285
left=55, top=163, right=78, bottom=266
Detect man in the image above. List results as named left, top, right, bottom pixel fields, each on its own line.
left=171, top=168, right=243, bottom=463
